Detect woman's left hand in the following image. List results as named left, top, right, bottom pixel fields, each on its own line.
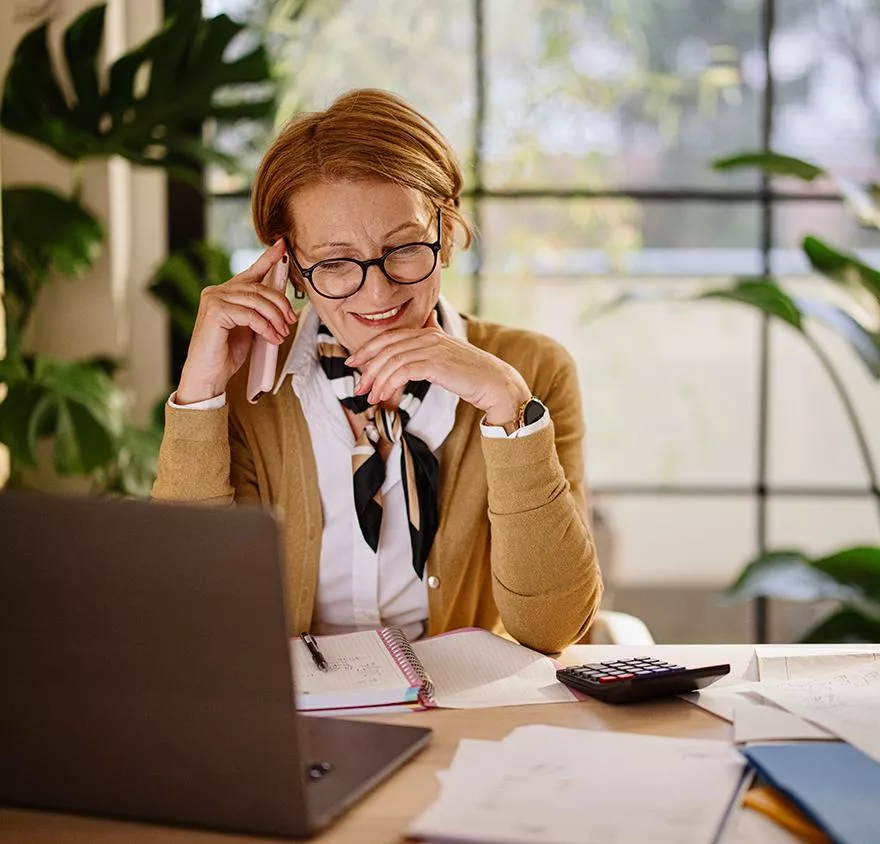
left=346, top=312, right=531, bottom=425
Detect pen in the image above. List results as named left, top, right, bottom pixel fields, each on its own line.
left=301, top=632, right=329, bottom=671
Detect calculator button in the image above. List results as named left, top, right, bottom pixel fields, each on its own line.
left=598, top=676, right=619, bottom=684
left=616, top=673, right=635, bottom=680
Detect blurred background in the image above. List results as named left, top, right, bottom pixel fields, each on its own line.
left=2, top=0, right=879, bottom=645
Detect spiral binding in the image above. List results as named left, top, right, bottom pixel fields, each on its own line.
left=380, top=627, right=435, bottom=702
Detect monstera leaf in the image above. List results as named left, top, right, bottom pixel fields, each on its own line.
left=1, top=187, right=103, bottom=335
left=0, top=1, right=276, bottom=175
left=0, top=355, right=124, bottom=475
left=148, top=241, right=233, bottom=336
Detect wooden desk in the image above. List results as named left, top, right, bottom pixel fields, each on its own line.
left=0, top=645, right=799, bottom=844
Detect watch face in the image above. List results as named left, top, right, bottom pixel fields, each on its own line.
left=523, top=398, right=546, bottom=426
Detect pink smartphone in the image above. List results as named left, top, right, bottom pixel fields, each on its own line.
left=246, top=254, right=290, bottom=404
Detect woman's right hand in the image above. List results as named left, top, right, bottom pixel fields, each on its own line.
left=176, top=240, right=298, bottom=405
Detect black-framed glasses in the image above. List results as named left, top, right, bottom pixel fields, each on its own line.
left=288, top=208, right=442, bottom=300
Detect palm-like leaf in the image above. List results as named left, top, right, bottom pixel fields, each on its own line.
left=0, top=356, right=124, bottom=475
left=0, top=1, right=276, bottom=175
left=723, top=546, right=880, bottom=644
left=799, top=607, right=880, bottom=644
left=148, top=242, right=233, bottom=336
left=700, top=279, right=880, bottom=380
left=724, top=549, right=866, bottom=604
left=700, top=278, right=803, bottom=329
left=1, top=187, right=103, bottom=343
left=713, top=151, right=825, bottom=181
left=802, top=237, right=880, bottom=308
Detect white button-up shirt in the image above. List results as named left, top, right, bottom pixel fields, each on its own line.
left=170, top=295, right=549, bottom=640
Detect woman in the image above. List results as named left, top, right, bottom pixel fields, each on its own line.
left=153, top=89, right=601, bottom=654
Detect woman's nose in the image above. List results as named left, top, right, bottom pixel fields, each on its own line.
left=359, top=263, right=396, bottom=302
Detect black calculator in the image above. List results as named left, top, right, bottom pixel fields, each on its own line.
left=556, top=657, right=730, bottom=704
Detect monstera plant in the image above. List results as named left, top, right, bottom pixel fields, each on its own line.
left=0, top=0, right=275, bottom=494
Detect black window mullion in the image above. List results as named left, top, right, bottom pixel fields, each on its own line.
left=754, top=0, right=777, bottom=644
left=471, top=0, right=486, bottom=318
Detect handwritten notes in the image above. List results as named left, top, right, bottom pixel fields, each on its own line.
left=290, top=631, right=417, bottom=709
left=758, top=664, right=880, bottom=765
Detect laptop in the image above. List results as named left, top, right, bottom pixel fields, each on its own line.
left=0, top=491, right=431, bottom=838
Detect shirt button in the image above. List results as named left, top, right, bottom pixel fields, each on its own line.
left=427, top=575, right=441, bottom=589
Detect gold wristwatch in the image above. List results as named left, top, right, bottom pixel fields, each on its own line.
left=500, top=396, right=547, bottom=436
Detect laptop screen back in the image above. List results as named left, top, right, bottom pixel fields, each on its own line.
left=0, top=492, right=311, bottom=835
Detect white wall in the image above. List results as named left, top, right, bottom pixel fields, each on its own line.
left=0, top=0, right=168, bottom=425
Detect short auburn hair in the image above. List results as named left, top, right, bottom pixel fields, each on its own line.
left=252, top=88, right=473, bottom=266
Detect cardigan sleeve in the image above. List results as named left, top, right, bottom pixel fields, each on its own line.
left=481, top=348, right=603, bottom=653
left=151, top=401, right=260, bottom=506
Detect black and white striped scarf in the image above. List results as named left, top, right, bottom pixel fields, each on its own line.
left=316, top=322, right=439, bottom=579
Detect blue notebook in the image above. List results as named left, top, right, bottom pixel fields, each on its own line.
left=741, top=743, right=880, bottom=844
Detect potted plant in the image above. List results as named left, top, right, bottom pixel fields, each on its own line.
left=0, top=0, right=275, bottom=495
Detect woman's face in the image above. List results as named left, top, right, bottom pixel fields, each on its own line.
left=288, top=179, right=442, bottom=353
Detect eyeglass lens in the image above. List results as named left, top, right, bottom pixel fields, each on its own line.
left=311, top=244, right=436, bottom=298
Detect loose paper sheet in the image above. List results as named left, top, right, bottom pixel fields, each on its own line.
left=755, top=646, right=880, bottom=682
left=732, top=701, right=831, bottom=744
left=757, top=664, right=880, bottom=765
left=410, top=725, right=746, bottom=844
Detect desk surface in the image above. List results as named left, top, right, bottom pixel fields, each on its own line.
left=0, top=645, right=801, bottom=844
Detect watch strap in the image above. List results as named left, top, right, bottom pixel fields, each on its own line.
left=501, top=396, right=546, bottom=436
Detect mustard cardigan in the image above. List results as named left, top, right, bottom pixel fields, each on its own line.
left=152, top=314, right=602, bottom=653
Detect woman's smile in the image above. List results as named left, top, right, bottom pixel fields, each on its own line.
left=349, top=299, right=411, bottom=329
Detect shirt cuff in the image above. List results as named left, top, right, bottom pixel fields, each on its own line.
left=480, top=409, right=551, bottom=439
left=168, top=391, right=227, bottom=411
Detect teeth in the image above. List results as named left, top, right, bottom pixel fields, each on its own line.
left=359, top=305, right=402, bottom=321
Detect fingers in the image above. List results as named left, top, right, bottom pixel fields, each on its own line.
left=354, top=333, right=441, bottom=394
left=217, top=302, right=287, bottom=345
left=220, top=288, right=294, bottom=337
left=200, top=285, right=291, bottom=343
left=236, top=239, right=287, bottom=285
left=365, top=354, right=436, bottom=404
left=347, top=324, right=442, bottom=369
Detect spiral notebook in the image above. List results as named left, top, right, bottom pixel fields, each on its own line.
left=290, top=627, right=578, bottom=713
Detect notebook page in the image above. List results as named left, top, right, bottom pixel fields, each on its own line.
left=291, top=630, right=417, bottom=710
left=411, top=629, right=577, bottom=708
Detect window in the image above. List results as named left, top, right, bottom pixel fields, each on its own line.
left=203, top=0, right=880, bottom=640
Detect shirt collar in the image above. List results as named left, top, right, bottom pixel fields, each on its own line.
left=272, top=294, right=467, bottom=395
